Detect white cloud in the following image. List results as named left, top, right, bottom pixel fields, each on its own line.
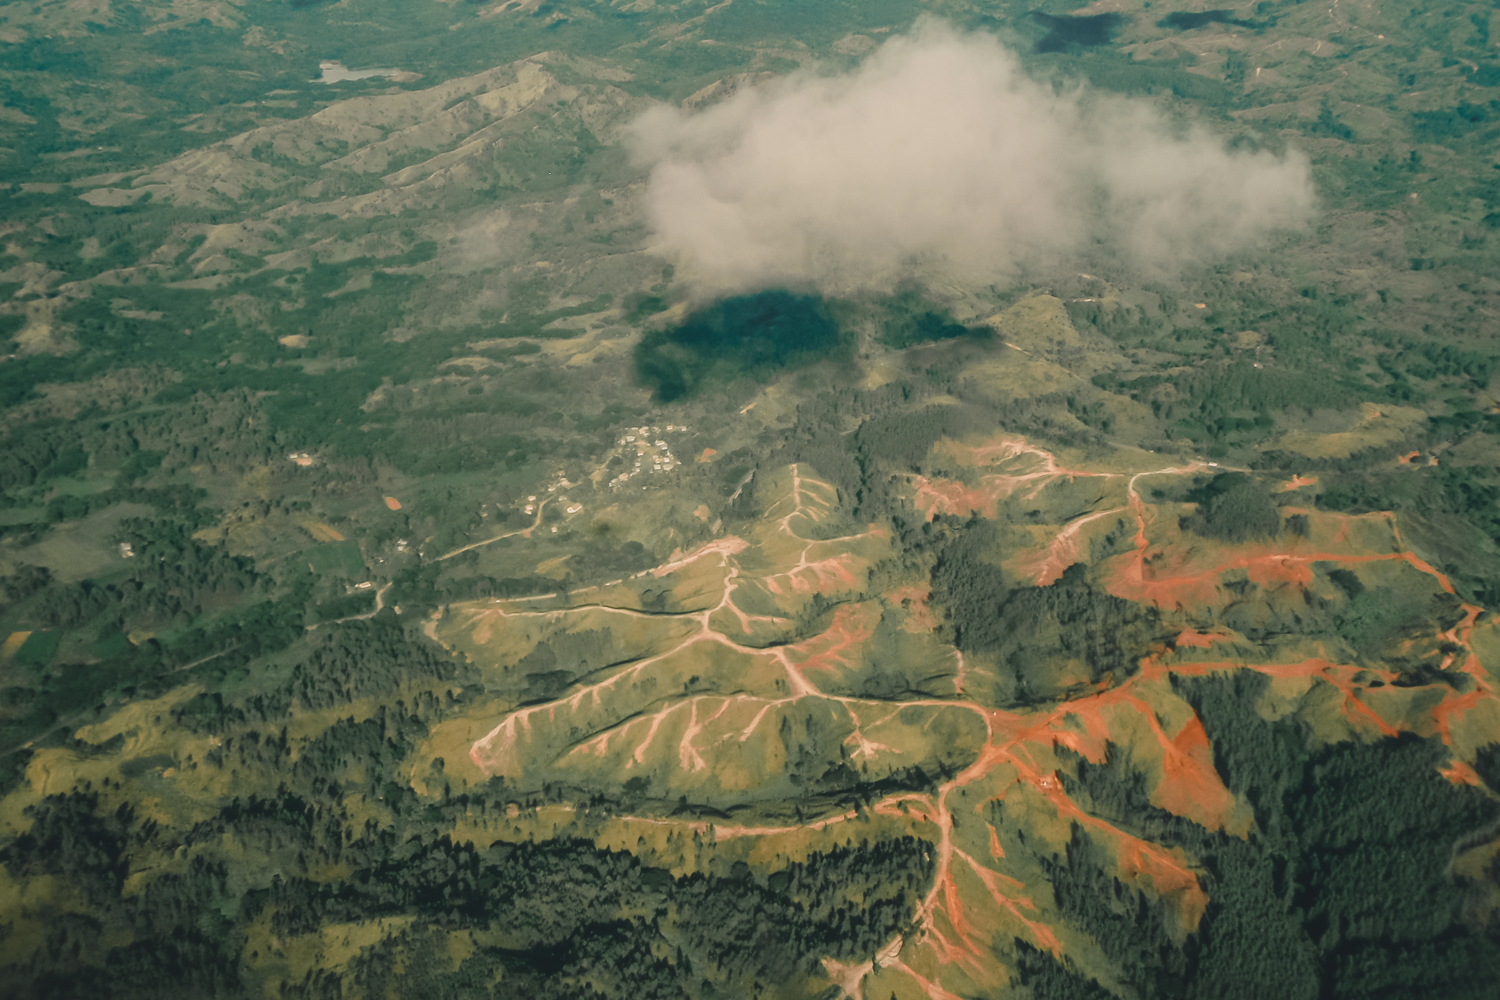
left=627, top=19, right=1314, bottom=296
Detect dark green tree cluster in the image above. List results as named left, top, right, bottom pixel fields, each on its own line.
left=1, top=783, right=932, bottom=1000
left=671, top=837, right=933, bottom=981
left=930, top=526, right=1160, bottom=702
left=1179, top=473, right=1282, bottom=543
left=40, top=484, right=214, bottom=529
left=291, top=708, right=430, bottom=784
left=852, top=404, right=991, bottom=473
left=0, top=565, right=54, bottom=607
left=1307, top=461, right=1500, bottom=603
left=763, top=393, right=869, bottom=505
left=0, top=590, right=311, bottom=756
left=1038, top=827, right=1189, bottom=997
left=0, top=420, right=93, bottom=491
left=15, top=519, right=257, bottom=631
left=275, top=615, right=473, bottom=714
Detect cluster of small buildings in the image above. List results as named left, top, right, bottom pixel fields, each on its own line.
left=609, top=424, right=690, bottom=489
left=517, top=486, right=584, bottom=533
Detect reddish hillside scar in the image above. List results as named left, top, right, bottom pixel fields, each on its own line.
left=1174, top=629, right=1227, bottom=649
left=1440, top=761, right=1484, bottom=786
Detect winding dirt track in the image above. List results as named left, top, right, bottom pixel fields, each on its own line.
left=436, top=499, right=548, bottom=561
left=449, top=447, right=1495, bottom=1000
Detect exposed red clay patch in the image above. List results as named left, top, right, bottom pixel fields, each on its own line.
left=1254, top=659, right=1401, bottom=737
left=911, top=475, right=1002, bottom=521
left=697, top=448, right=717, bottom=463
left=879, top=449, right=1498, bottom=995
left=1398, top=451, right=1421, bottom=465
left=1279, top=474, right=1319, bottom=491
left=787, top=603, right=879, bottom=675
left=1118, top=840, right=1210, bottom=929
left=1174, top=629, right=1228, bottom=649
left=383, top=496, right=402, bottom=510
left=990, top=676, right=1240, bottom=833
left=1030, top=507, right=1127, bottom=585
left=888, top=585, right=939, bottom=633
left=1430, top=688, right=1486, bottom=745
left=956, top=848, right=1063, bottom=957
left=987, top=822, right=1006, bottom=859
left=1023, top=759, right=1210, bottom=930
left=1106, top=508, right=1459, bottom=613
left=764, top=554, right=860, bottom=595
left=893, top=453, right=1494, bottom=995
left=912, top=436, right=1116, bottom=524
left=1440, top=761, right=1484, bottom=786
left=1149, top=709, right=1238, bottom=832
left=451, top=450, right=1500, bottom=1000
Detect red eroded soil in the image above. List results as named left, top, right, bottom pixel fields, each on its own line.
left=458, top=445, right=1500, bottom=1000
left=764, top=554, right=860, bottom=595
left=1106, top=542, right=1328, bottom=610
left=1028, top=507, right=1127, bottom=586
left=1430, top=689, right=1486, bottom=744
left=912, top=438, right=1116, bottom=524
left=879, top=450, right=1496, bottom=995
left=1021, top=756, right=1211, bottom=930
left=787, top=603, right=879, bottom=674
left=987, top=823, right=1005, bottom=859
left=1440, top=761, right=1485, bottom=786
left=1105, top=501, right=1464, bottom=613
left=888, top=584, right=939, bottom=632
left=1174, top=629, right=1229, bottom=649
left=993, top=680, right=1240, bottom=831
left=1101, top=491, right=1500, bottom=751
left=1148, top=709, right=1238, bottom=832
left=1118, top=840, right=1210, bottom=929
left=911, top=475, right=1003, bottom=521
